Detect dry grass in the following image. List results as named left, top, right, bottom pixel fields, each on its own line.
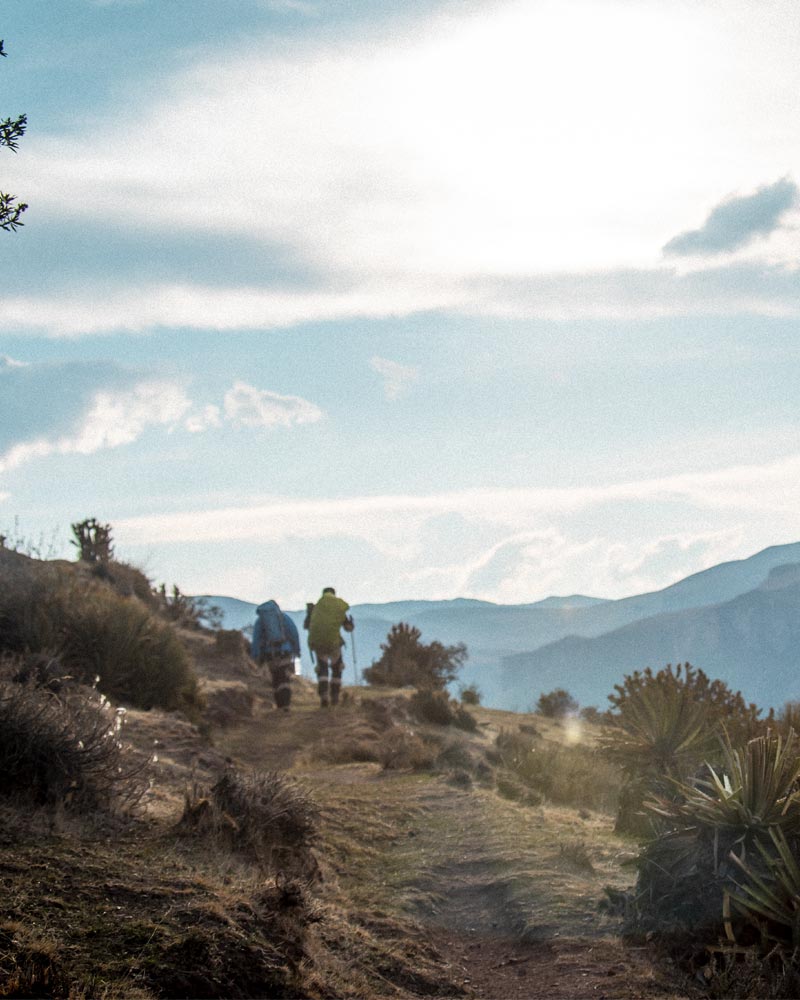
left=0, top=564, right=661, bottom=1000
left=0, top=668, right=151, bottom=814
left=177, top=769, right=319, bottom=878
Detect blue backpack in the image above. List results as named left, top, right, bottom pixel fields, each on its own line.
left=252, top=600, right=289, bottom=660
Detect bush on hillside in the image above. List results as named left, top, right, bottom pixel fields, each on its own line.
left=601, top=663, right=770, bottom=835
left=60, top=587, right=201, bottom=714
left=409, top=688, right=477, bottom=731
left=0, top=570, right=202, bottom=715
left=625, top=732, right=800, bottom=981
left=459, top=684, right=482, bottom=706
left=363, top=622, right=467, bottom=690
left=375, top=726, right=437, bottom=771
left=103, top=559, right=159, bottom=608
left=0, top=661, right=150, bottom=812
left=609, top=662, right=768, bottom=747
left=155, top=583, right=222, bottom=629
left=537, top=688, right=578, bottom=718
left=70, top=517, right=113, bottom=565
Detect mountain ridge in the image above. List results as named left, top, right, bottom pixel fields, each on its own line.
left=502, top=569, right=800, bottom=712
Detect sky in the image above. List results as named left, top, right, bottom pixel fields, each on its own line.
left=2, top=0, right=800, bottom=609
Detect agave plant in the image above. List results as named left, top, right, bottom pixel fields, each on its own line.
left=601, top=679, right=716, bottom=781
left=665, top=731, right=800, bottom=848
left=627, top=730, right=800, bottom=953
left=729, top=827, right=800, bottom=949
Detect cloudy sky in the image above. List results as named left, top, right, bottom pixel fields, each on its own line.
left=2, top=0, right=800, bottom=608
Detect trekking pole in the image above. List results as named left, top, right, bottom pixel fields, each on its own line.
left=350, top=630, right=358, bottom=685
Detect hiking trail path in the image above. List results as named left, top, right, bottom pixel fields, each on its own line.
left=217, top=695, right=688, bottom=1000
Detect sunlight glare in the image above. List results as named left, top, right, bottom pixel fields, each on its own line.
left=370, top=0, right=719, bottom=272
left=564, top=715, right=583, bottom=745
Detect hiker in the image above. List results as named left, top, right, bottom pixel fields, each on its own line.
left=251, top=599, right=300, bottom=712
left=307, top=587, right=354, bottom=708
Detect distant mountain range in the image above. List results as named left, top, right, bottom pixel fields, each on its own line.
left=196, top=541, right=800, bottom=714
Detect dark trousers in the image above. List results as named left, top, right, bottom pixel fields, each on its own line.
left=313, top=649, right=344, bottom=705
left=263, top=655, right=294, bottom=709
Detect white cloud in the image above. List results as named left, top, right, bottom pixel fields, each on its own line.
left=0, top=380, right=192, bottom=474
left=0, top=283, right=463, bottom=336
left=370, top=356, right=419, bottom=400
left=109, top=445, right=800, bottom=602
left=5, top=1, right=800, bottom=334
left=115, top=450, right=800, bottom=547
left=0, top=356, right=29, bottom=370
left=6, top=261, right=800, bottom=338
left=184, top=405, right=222, bottom=434
left=223, top=381, right=324, bottom=429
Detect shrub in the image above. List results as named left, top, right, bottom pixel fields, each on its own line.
left=104, top=559, right=159, bottom=608
left=70, top=517, right=113, bottom=565
left=0, top=569, right=65, bottom=653
left=537, top=688, right=578, bottom=718
left=178, top=769, right=318, bottom=875
left=155, top=583, right=221, bottom=629
left=602, top=663, right=772, bottom=836
left=0, top=668, right=149, bottom=813
left=0, top=571, right=202, bottom=715
left=60, top=587, right=201, bottom=714
left=375, top=726, right=436, bottom=771
left=363, top=622, right=467, bottom=690
left=409, top=688, right=477, bottom=731
left=627, top=731, right=800, bottom=974
left=609, top=662, right=768, bottom=747
left=459, top=684, right=481, bottom=706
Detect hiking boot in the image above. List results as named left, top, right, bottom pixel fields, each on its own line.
left=319, top=698, right=329, bottom=708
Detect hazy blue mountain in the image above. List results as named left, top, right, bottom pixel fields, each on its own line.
left=350, top=597, right=498, bottom=618
left=521, top=594, right=609, bottom=609
left=501, top=565, right=800, bottom=713
left=196, top=595, right=258, bottom=631
left=195, top=541, right=800, bottom=708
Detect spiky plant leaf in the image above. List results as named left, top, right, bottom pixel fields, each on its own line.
left=663, top=732, right=800, bottom=842
left=729, top=828, right=800, bottom=947
left=601, top=680, right=716, bottom=780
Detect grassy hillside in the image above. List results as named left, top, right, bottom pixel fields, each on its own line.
left=0, top=549, right=691, bottom=998
left=11, top=548, right=800, bottom=997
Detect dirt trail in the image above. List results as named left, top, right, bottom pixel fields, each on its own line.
left=218, top=698, right=687, bottom=1000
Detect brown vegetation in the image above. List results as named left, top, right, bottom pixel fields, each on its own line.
left=11, top=543, right=796, bottom=997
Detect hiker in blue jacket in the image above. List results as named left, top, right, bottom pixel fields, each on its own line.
left=251, top=600, right=300, bottom=712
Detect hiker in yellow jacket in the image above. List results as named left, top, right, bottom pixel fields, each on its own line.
left=307, top=587, right=354, bottom=708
